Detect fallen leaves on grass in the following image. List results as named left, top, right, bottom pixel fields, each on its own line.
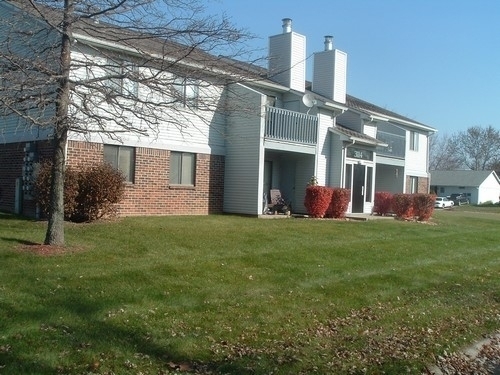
left=209, top=302, right=499, bottom=374
left=425, top=333, right=500, bottom=374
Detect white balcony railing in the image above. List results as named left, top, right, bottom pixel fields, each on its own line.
left=265, top=106, right=318, bottom=145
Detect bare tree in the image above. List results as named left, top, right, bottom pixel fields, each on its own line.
left=0, top=0, right=257, bottom=245
left=453, top=126, right=500, bottom=171
left=428, top=133, right=463, bottom=171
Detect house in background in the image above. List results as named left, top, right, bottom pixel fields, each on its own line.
left=430, top=170, right=500, bottom=205
left=0, top=3, right=436, bottom=218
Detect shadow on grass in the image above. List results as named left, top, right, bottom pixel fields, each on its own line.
left=0, top=211, right=39, bottom=222
left=0, top=237, right=39, bottom=245
left=0, top=292, right=276, bottom=374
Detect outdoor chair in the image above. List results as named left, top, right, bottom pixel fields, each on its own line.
left=266, top=189, right=290, bottom=214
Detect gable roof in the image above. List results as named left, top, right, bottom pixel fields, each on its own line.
left=430, top=170, right=500, bottom=187
left=4, top=0, right=437, bottom=134
left=303, top=82, right=435, bottom=133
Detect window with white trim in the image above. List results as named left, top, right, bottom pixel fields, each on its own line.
left=104, top=58, right=139, bottom=97
left=170, top=151, right=196, bottom=186
left=103, top=144, right=135, bottom=183
left=410, top=176, right=418, bottom=194
left=410, top=131, right=419, bottom=151
left=172, top=77, right=199, bottom=108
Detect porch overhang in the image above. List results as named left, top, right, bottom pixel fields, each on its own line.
left=264, top=139, right=316, bottom=154
left=329, top=125, right=388, bottom=147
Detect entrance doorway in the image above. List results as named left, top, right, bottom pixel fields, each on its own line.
left=352, top=164, right=365, bottom=213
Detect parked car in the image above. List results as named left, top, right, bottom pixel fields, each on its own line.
left=448, top=193, right=469, bottom=206
left=435, top=197, right=454, bottom=208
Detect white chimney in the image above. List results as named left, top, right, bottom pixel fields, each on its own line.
left=268, top=18, right=306, bottom=92
left=312, top=36, right=347, bottom=104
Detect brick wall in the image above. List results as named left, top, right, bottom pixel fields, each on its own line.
left=0, top=140, right=53, bottom=216
left=418, top=177, right=429, bottom=193
left=1, top=140, right=225, bottom=217
left=405, top=175, right=430, bottom=194
left=66, top=141, right=225, bottom=216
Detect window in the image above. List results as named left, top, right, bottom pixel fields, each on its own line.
left=104, top=58, right=139, bottom=97
left=172, top=77, right=199, bottom=108
left=365, top=166, right=373, bottom=202
left=170, top=152, right=196, bottom=186
left=103, top=145, right=135, bottom=183
left=345, top=164, right=352, bottom=190
left=410, top=131, right=419, bottom=151
left=409, top=176, right=418, bottom=194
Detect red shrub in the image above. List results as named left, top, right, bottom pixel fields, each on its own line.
left=373, top=191, right=393, bottom=216
left=412, top=194, right=435, bottom=221
left=326, top=188, right=351, bottom=218
left=392, top=193, right=414, bottom=220
left=73, top=163, right=125, bottom=222
left=35, top=161, right=125, bottom=222
left=34, top=160, right=79, bottom=219
left=304, top=185, right=333, bottom=218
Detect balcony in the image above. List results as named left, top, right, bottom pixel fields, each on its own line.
left=265, top=106, right=318, bottom=145
left=376, top=130, right=405, bottom=159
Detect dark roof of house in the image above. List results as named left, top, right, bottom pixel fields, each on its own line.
left=4, top=0, right=264, bottom=81
left=5, top=0, right=435, bottom=131
left=303, top=82, right=433, bottom=131
left=346, top=95, right=428, bottom=128
left=430, top=170, right=499, bottom=187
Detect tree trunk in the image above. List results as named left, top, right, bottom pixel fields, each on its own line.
left=44, top=0, right=73, bottom=246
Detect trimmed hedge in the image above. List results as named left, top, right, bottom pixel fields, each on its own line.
left=412, top=193, right=436, bottom=221
left=392, top=193, right=435, bottom=221
left=392, top=193, right=414, bottom=220
left=34, top=161, right=80, bottom=219
left=373, top=191, right=393, bottom=216
left=35, top=161, right=125, bottom=222
left=304, top=185, right=333, bottom=218
left=326, top=188, right=351, bottom=219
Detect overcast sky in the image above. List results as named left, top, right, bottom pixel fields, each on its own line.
left=205, top=0, right=500, bottom=135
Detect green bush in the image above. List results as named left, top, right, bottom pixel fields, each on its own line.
left=34, top=161, right=125, bottom=222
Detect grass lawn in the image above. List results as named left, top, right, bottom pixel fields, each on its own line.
left=0, top=207, right=499, bottom=374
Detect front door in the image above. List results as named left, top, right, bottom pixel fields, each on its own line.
left=352, top=164, right=365, bottom=213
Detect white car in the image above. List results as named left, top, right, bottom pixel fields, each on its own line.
left=435, top=197, right=454, bottom=208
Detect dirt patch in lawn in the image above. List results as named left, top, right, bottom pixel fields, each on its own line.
left=15, top=243, right=86, bottom=256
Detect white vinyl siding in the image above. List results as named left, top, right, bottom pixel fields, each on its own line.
left=223, top=84, right=264, bottom=215
left=0, top=1, right=58, bottom=143
left=68, top=47, right=225, bottom=155
left=405, top=129, right=428, bottom=179
left=315, top=111, right=334, bottom=186
left=410, top=130, right=419, bottom=151
left=268, top=31, right=306, bottom=92
left=312, top=48, right=347, bottom=104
